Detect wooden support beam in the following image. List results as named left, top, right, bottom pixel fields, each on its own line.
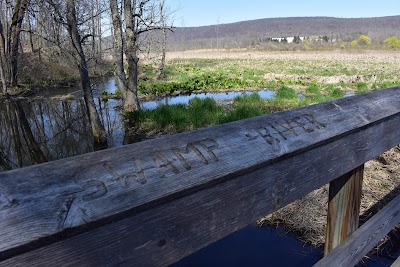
left=324, top=165, right=364, bottom=255
left=315, top=194, right=400, bottom=267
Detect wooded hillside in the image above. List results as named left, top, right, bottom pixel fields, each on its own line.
left=167, top=16, right=400, bottom=50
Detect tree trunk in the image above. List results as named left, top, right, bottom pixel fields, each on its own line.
left=159, top=0, right=166, bottom=71
left=0, top=56, right=6, bottom=94
left=27, top=15, right=35, bottom=53
left=0, top=18, right=8, bottom=92
left=9, top=0, right=29, bottom=87
left=96, top=0, right=102, bottom=56
left=66, top=0, right=106, bottom=144
left=160, top=28, right=167, bottom=71
left=123, top=0, right=140, bottom=111
left=109, top=0, right=128, bottom=100
left=90, top=0, right=96, bottom=59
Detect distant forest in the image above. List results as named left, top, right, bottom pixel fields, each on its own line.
left=166, top=16, right=400, bottom=50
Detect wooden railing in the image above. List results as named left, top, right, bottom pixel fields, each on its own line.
left=1, top=87, right=400, bottom=266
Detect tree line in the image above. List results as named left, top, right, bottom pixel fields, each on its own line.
left=0, top=0, right=173, bottom=144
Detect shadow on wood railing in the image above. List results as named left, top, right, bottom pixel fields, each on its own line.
left=1, top=87, right=400, bottom=266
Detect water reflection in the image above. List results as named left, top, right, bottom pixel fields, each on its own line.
left=0, top=84, right=279, bottom=172
left=141, top=89, right=275, bottom=109
left=0, top=98, right=125, bottom=172
left=3, top=76, right=329, bottom=172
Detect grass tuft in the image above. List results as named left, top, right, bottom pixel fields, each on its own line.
left=219, top=105, right=262, bottom=124
left=276, top=86, right=298, bottom=100
left=305, top=85, right=321, bottom=96
left=356, top=82, right=370, bottom=94
left=325, top=85, right=344, bottom=98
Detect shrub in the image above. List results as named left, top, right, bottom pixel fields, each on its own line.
left=384, top=36, right=400, bottom=49
left=357, top=35, right=371, bottom=46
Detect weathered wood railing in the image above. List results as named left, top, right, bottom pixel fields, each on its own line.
left=1, top=87, right=400, bottom=266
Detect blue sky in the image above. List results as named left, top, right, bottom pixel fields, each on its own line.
left=169, top=0, right=399, bottom=27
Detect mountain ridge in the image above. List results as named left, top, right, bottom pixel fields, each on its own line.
left=167, top=16, right=400, bottom=50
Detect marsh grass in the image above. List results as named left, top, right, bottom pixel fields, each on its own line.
left=219, top=105, right=262, bottom=124
left=128, top=83, right=351, bottom=133
left=128, top=86, right=340, bottom=133
left=188, top=97, right=225, bottom=128
left=305, top=85, right=321, bottom=96
left=128, top=98, right=225, bottom=132
left=325, top=84, right=344, bottom=98
left=276, top=86, right=298, bottom=100
left=231, top=92, right=264, bottom=109
left=356, top=82, right=370, bottom=94
left=128, top=96, right=265, bottom=133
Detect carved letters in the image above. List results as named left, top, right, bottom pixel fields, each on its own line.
left=78, top=113, right=326, bottom=202
left=76, top=138, right=221, bottom=202
left=81, top=180, right=108, bottom=202
left=246, top=113, right=326, bottom=145
left=154, top=138, right=220, bottom=178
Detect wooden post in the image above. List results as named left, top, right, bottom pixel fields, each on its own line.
left=316, top=194, right=400, bottom=266
left=324, top=165, right=364, bottom=255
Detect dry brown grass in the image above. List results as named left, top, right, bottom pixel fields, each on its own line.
left=258, top=146, right=400, bottom=254
left=167, top=49, right=400, bottom=62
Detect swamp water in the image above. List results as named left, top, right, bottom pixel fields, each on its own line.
left=0, top=78, right=390, bottom=266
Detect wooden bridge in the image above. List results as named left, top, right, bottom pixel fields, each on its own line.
left=1, top=87, right=400, bottom=266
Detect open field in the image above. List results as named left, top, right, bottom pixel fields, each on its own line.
left=167, top=49, right=400, bottom=61
left=139, top=50, right=400, bottom=97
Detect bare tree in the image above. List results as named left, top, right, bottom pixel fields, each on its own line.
left=109, top=0, right=173, bottom=112
left=0, top=0, right=30, bottom=88
left=37, top=0, right=106, bottom=143
left=65, top=0, right=106, bottom=143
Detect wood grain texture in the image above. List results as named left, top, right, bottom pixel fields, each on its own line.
left=315, top=194, right=400, bottom=267
left=1, top=87, right=400, bottom=265
left=324, top=165, right=364, bottom=255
